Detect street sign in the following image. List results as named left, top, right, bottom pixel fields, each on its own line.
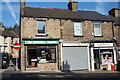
left=13, top=43, right=20, bottom=50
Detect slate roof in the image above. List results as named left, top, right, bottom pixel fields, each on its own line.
left=22, top=7, right=85, bottom=21
left=22, top=6, right=115, bottom=22
left=78, top=10, right=115, bottom=22
left=2, top=30, right=19, bottom=38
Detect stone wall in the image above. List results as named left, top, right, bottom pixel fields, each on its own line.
left=61, top=20, right=113, bottom=41
left=20, top=17, right=114, bottom=71
left=114, top=26, right=120, bottom=43
left=21, top=18, right=61, bottom=39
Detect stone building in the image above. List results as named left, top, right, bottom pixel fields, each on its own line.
left=0, top=23, right=19, bottom=57
left=20, top=0, right=119, bottom=71
left=109, top=8, right=120, bottom=71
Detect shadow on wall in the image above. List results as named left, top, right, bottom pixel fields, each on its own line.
left=62, top=61, right=70, bottom=71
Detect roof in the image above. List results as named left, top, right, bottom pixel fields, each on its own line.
left=22, top=7, right=85, bottom=21
left=115, top=17, right=120, bottom=26
left=78, top=10, right=115, bottom=22
left=2, top=30, right=19, bottom=38
left=21, top=6, right=115, bottom=22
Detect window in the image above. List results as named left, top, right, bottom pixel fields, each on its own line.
left=27, top=45, right=56, bottom=68
left=11, top=37, right=14, bottom=44
left=94, top=23, right=102, bottom=36
left=74, top=22, right=82, bottom=36
left=37, top=21, right=46, bottom=35
left=4, top=36, right=7, bottom=44
left=37, top=48, right=56, bottom=63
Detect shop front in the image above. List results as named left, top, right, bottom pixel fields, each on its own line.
left=24, top=40, right=60, bottom=71
left=91, top=43, right=117, bottom=71
left=115, top=43, right=120, bottom=71
left=61, top=43, right=90, bottom=71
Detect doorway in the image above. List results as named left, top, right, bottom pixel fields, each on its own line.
left=27, top=49, right=37, bottom=67
left=93, top=49, right=100, bottom=69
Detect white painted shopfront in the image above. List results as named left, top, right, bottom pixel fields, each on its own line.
left=91, top=43, right=117, bottom=71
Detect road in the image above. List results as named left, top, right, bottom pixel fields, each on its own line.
left=1, top=69, right=120, bottom=80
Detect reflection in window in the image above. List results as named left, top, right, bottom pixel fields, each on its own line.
left=4, top=36, right=7, bottom=44
left=37, top=48, right=56, bottom=63
left=37, top=21, right=46, bottom=34
left=74, top=22, right=82, bottom=36
left=94, top=23, right=102, bottom=36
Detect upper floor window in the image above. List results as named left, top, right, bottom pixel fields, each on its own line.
left=94, top=23, right=102, bottom=36
left=74, top=22, right=82, bottom=36
left=11, top=37, right=14, bottom=44
left=4, top=36, right=7, bottom=44
left=37, top=21, right=46, bottom=35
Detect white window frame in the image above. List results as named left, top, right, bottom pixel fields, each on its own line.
left=4, top=36, right=7, bottom=44
left=94, top=23, right=102, bottom=36
left=37, top=20, right=46, bottom=35
left=74, top=22, right=83, bottom=36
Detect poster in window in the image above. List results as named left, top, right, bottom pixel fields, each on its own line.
left=50, top=49, right=55, bottom=59
left=41, top=50, right=46, bottom=59
left=100, top=52, right=113, bottom=64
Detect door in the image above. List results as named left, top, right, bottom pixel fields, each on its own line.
left=93, top=49, right=100, bottom=69
left=27, top=49, right=37, bottom=67
left=62, top=46, right=89, bottom=71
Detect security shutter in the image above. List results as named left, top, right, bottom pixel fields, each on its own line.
left=62, top=46, right=88, bottom=71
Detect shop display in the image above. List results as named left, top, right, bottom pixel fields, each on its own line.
left=100, top=52, right=113, bottom=65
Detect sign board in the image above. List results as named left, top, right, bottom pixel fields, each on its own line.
left=13, top=43, right=20, bottom=50
left=94, top=43, right=113, bottom=47
left=24, top=40, right=59, bottom=44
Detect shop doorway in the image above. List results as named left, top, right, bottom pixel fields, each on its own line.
left=93, top=49, right=114, bottom=70
left=27, top=49, right=37, bottom=68
left=93, top=49, right=100, bottom=69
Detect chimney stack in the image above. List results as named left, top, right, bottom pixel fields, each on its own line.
left=20, top=0, right=25, bottom=8
left=67, top=0, right=78, bottom=12
left=20, top=0, right=25, bottom=15
left=108, top=8, right=119, bottom=17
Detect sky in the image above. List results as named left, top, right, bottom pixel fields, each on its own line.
left=0, top=1, right=119, bottom=28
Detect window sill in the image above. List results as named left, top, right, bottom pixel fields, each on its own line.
left=74, top=35, right=83, bottom=37
left=94, top=36, right=103, bottom=37
left=36, top=34, right=48, bottom=37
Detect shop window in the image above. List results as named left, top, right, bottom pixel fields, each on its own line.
left=27, top=45, right=56, bottom=68
left=37, top=48, right=56, bottom=63
left=100, top=51, right=113, bottom=64
left=37, top=21, right=46, bottom=35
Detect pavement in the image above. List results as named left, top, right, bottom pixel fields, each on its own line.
left=0, top=59, right=120, bottom=80
left=1, top=63, right=120, bottom=74
left=0, top=65, right=120, bottom=80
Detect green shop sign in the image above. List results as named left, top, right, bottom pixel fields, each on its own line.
left=24, top=40, right=59, bottom=44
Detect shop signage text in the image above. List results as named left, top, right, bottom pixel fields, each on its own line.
left=24, top=40, right=59, bottom=44
left=94, top=43, right=113, bottom=47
